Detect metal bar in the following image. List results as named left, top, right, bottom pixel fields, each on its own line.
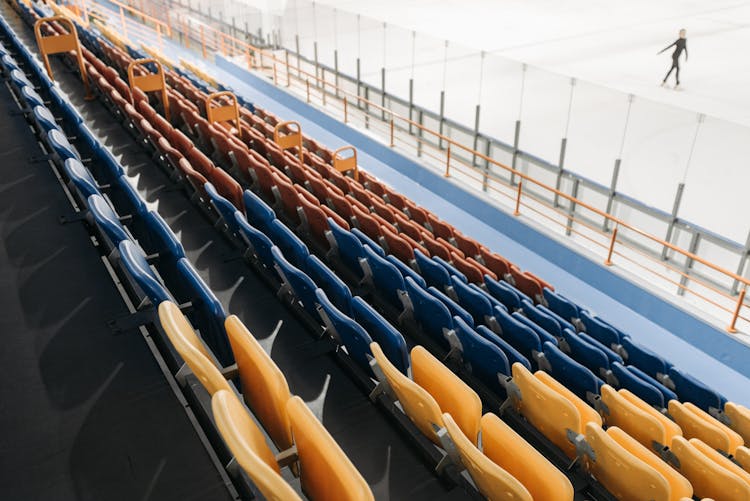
left=513, top=181, right=523, bottom=216
left=728, top=287, right=746, bottom=333
left=605, top=226, right=619, bottom=266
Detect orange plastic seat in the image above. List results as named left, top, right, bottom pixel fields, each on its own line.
left=671, top=436, right=750, bottom=501
left=725, top=402, right=750, bottom=444
left=600, top=384, right=678, bottom=450
left=669, top=400, right=744, bottom=454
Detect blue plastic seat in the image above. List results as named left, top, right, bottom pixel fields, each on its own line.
left=351, top=228, right=386, bottom=257
left=362, top=244, right=406, bottom=309
left=627, top=365, right=678, bottom=404
left=543, top=288, right=580, bottom=323
left=270, top=245, right=319, bottom=318
left=20, top=84, right=44, bottom=107
left=621, top=337, right=671, bottom=379
left=386, top=254, right=426, bottom=288
left=268, top=219, right=309, bottom=269
left=537, top=304, right=576, bottom=333
left=118, top=240, right=171, bottom=306
left=95, top=144, right=124, bottom=179
left=63, top=158, right=100, bottom=200
left=235, top=211, right=275, bottom=270
left=520, top=299, right=562, bottom=338
left=559, top=328, right=609, bottom=379
left=611, top=362, right=665, bottom=408
left=476, top=325, right=532, bottom=372
left=10, top=68, right=32, bottom=89
left=484, top=275, right=523, bottom=311
left=1, top=54, right=19, bottom=71
left=580, top=310, right=621, bottom=349
left=452, top=276, right=494, bottom=326
left=428, top=285, right=474, bottom=327
left=433, top=256, right=467, bottom=283
left=304, top=254, right=353, bottom=315
left=577, top=331, right=623, bottom=365
left=314, top=288, right=373, bottom=375
left=87, top=194, right=129, bottom=248
left=668, top=367, right=727, bottom=412
left=49, top=87, right=82, bottom=125
left=175, top=258, right=232, bottom=365
left=243, top=189, right=275, bottom=233
left=205, top=182, right=242, bottom=237
left=114, top=175, right=147, bottom=222
left=543, top=341, right=604, bottom=403
left=139, top=211, right=185, bottom=288
left=511, top=311, right=557, bottom=346
left=493, top=305, right=543, bottom=366
left=414, top=249, right=452, bottom=291
left=404, top=276, right=455, bottom=351
left=47, top=129, right=80, bottom=162
left=453, top=316, right=510, bottom=395
left=32, top=105, right=58, bottom=132
left=351, top=296, right=409, bottom=375
left=328, top=218, right=369, bottom=280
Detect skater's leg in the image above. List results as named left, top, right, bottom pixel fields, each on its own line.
left=675, top=60, right=680, bottom=86
left=663, top=63, right=676, bottom=83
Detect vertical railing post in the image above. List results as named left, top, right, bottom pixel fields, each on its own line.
left=273, top=60, right=277, bottom=84
left=344, top=97, right=348, bottom=123
left=444, top=144, right=451, bottom=177
left=285, top=50, right=291, bottom=87
left=605, top=225, right=619, bottom=266
left=728, top=287, right=747, bottom=333
left=390, top=117, right=394, bottom=147
left=119, top=6, right=128, bottom=40
left=200, top=25, right=206, bottom=59
left=513, top=181, right=523, bottom=216
left=306, top=79, right=310, bottom=103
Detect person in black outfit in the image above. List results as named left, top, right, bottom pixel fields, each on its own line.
left=659, top=29, right=688, bottom=88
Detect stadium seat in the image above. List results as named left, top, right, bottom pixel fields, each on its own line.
left=211, top=390, right=302, bottom=501
left=668, top=367, right=727, bottom=413
left=404, top=276, right=457, bottom=351
left=543, top=341, right=604, bottom=402
left=671, top=436, right=750, bottom=501
left=691, top=438, right=750, bottom=491
left=542, top=288, right=580, bottom=324
left=271, top=246, right=319, bottom=318
left=351, top=297, right=409, bottom=375
left=668, top=400, right=743, bottom=454
left=87, top=194, right=130, bottom=249
left=621, top=337, right=671, bottom=381
left=493, top=306, right=545, bottom=368
left=559, top=328, right=610, bottom=380
left=452, top=231, right=482, bottom=260
left=157, top=301, right=231, bottom=395
left=362, top=244, right=406, bottom=309
left=242, top=189, right=275, bottom=233
left=205, top=182, right=242, bottom=237
left=580, top=310, right=621, bottom=349
left=626, top=365, right=678, bottom=403
left=451, top=274, right=497, bottom=326
left=441, top=413, right=532, bottom=501
left=235, top=211, right=275, bottom=269
left=268, top=219, right=309, bottom=269
left=381, top=224, right=416, bottom=264
left=476, top=325, right=532, bottom=371
left=32, top=105, right=58, bottom=133
left=314, top=289, right=373, bottom=374
left=286, top=396, right=374, bottom=501
left=414, top=249, right=453, bottom=292
left=511, top=311, right=557, bottom=346
left=453, top=316, right=510, bottom=394
left=611, top=362, right=665, bottom=408
left=62, top=158, right=100, bottom=200
left=484, top=276, right=524, bottom=311
left=584, top=423, right=671, bottom=501
left=224, top=315, right=293, bottom=450
left=327, top=218, right=371, bottom=283
left=118, top=240, right=171, bottom=305
left=350, top=228, right=385, bottom=258
left=725, top=402, right=750, bottom=444
left=481, top=413, right=575, bottom=500
left=537, top=304, right=576, bottom=333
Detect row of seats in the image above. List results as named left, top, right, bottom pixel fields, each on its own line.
left=6, top=5, right=374, bottom=500
left=44, top=5, right=750, bottom=498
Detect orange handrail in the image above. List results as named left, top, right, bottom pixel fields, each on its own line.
left=204, top=91, right=240, bottom=134
left=127, top=58, right=169, bottom=121
left=332, top=146, right=358, bottom=181
left=34, top=16, right=93, bottom=100
left=273, top=121, right=303, bottom=164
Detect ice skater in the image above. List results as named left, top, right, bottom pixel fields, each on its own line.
left=658, top=29, right=688, bottom=88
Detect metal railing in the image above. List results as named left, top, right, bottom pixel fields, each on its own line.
left=64, top=0, right=750, bottom=334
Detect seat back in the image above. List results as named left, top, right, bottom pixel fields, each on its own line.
left=414, top=249, right=452, bottom=291
left=481, top=412, right=574, bottom=501
left=268, top=219, right=309, bottom=268
left=87, top=194, right=129, bottom=247
left=404, top=276, right=455, bottom=351
left=242, top=189, right=275, bottom=232
left=560, top=328, right=609, bottom=377
left=315, top=289, right=373, bottom=374
left=600, top=385, right=668, bottom=450
left=511, top=363, right=581, bottom=457
left=453, top=316, right=510, bottom=395
left=351, top=297, right=409, bottom=375
left=452, top=277, right=494, bottom=325
left=543, top=341, right=603, bottom=402
left=585, top=423, right=671, bottom=501
left=362, top=244, right=405, bottom=309
left=442, top=413, right=532, bottom=501
left=476, top=326, right=532, bottom=371
left=304, top=254, right=352, bottom=315
left=118, top=240, right=171, bottom=305
left=271, top=246, right=319, bottom=318
left=158, top=301, right=231, bottom=395
left=725, top=402, right=750, bottom=444
left=619, top=389, right=682, bottom=445
left=484, top=276, right=523, bottom=311
left=370, top=342, right=445, bottom=445
left=671, top=436, right=750, bottom=501
left=690, top=438, right=750, bottom=490
left=668, top=400, right=743, bottom=454
left=224, top=315, right=293, bottom=450
left=211, top=390, right=301, bottom=501
left=580, top=310, right=621, bottom=348
left=411, top=346, right=481, bottom=445
left=235, top=211, right=275, bottom=268
left=286, top=396, right=374, bottom=501
left=668, top=367, right=726, bottom=413
left=611, top=362, right=665, bottom=408
left=621, top=337, right=670, bottom=380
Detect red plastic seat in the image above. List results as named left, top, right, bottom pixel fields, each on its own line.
left=266, top=142, right=286, bottom=168
left=321, top=204, right=350, bottom=231
left=131, top=86, right=148, bottom=105
left=400, top=232, right=429, bottom=258
left=140, top=119, right=162, bottom=147
left=421, top=232, right=453, bottom=261
left=186, top=148, right=215, bottom=177
left=274, top=175, right=302, bottom=224
left=296, top=187, right=332, bottom=248
left=527, top=271, right=554, bottom=292
left=209, top=168, right=244, bottom=212
left=351, top=204, right=384, bottom=241
left=385, top=190, right=408, bottom=211
left=253, top=158, right=281, bottom=202
left=404, top=200, right=431, bottom=229
left=157, top=137, right=184, bottom=171
left=509, top=266, right=545, bottom=302
left=169, top=128, right=195, bottom=154
left=479, top=248, right=512, bottom=280
left=114, top=78, right=131, bottom=102
left=326, top=190, right=356, bottom=224
left=302, top=170, right=329, bottom=203
left=392, top=211, right=425, bottom=243
left=428, top=214, right=456, bottom=241
left=370, top=196, right=398, bottom=225
left=449, top=253, right=485, bottom=284
left=453, top=231, right=482, bottom=259
left=207, top=124, right=235, bottom=167
left=179, top=158, right=209, bottom=202
left=381, top=225, right=415, bottom=263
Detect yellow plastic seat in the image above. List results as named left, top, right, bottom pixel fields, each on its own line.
left=225, top=315, right=293, bottom=450
left=511, top=363, right=586, bottom=458
left=442, top=413, right=532, bottom=501
left=158, top=301, right=231, bottom=395
left=212, top=390, right=302, bottom=501
left=600, top=384, right=668, bottom=452
left=585, top=423, right=671, bottom=501
left=411, top=345, right=482, bottom=445
left=536, top=371, right=601, bottom=428
left=481, top=413, right=574, bottom=501
left=286, top=396, right=374, bottom=501
left=725, top=402, right=750, bottom=444
left=370, top=342, right=446, bottom=445
left=691, top=438, right=750, bottom=486
left=607, top=427, right=692, bottom=500
left=619, top=389, right=682, bottom=446
left=735, top=445, right=750, bottom=471
left=671, top=436, right=750, bottom=501
left=669, top=400, right=743, bottom=454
